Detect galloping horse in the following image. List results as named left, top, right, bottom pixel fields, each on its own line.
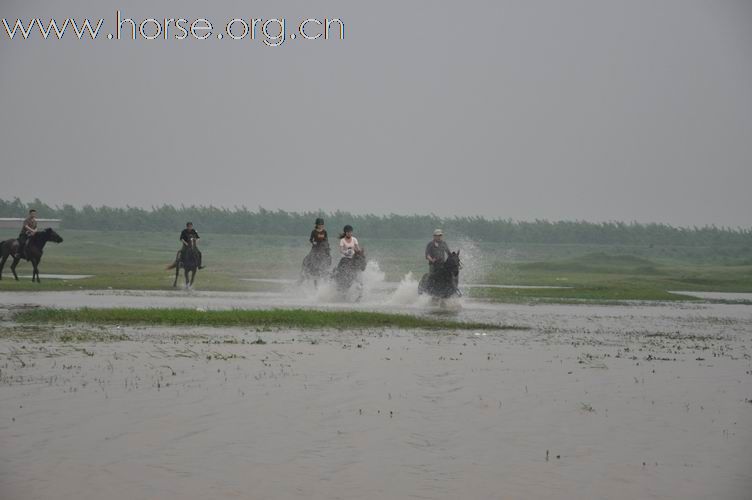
left=169, top=237, right=200, bottom=289
left=0, top=228, right=64, bottom=282
left=331, top=247, right=367, bottom=299
left=418, top=250, right=461, bottom=300
left=300, top=241, right=332, bottom=287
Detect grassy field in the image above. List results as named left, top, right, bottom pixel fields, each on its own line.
left=15, top=308, right=507, bottom=330
left=1, top=229, right=751, bottom=302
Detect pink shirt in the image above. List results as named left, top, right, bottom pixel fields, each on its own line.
left=339, top=236, right=359, bottom=258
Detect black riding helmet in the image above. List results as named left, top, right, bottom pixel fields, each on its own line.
left=343, top=224, right=353, bottom=233
left=315, top=218, right=324, bottom=226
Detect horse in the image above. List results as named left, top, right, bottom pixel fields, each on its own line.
left=168, top=237, right=200, bottom=289
left=418, top=250, right=461, bottom=300
left=300, top=241, right=332, bottom=287
left=0, top=228, right=64, bottom=282
left=331, top=247, right=367, bottom=299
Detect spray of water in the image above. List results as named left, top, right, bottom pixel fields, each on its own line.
left=451, top=235, right=489, bottom=291
left=360, top=260, right=386, bottom=298
left=385, top=271, right=429, bottom=307
left=289, top=236, right=489, bottom=308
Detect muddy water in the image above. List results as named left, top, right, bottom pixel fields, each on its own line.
left=0, top=290, right=751, bottom=500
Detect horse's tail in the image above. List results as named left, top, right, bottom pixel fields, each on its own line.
left=167, top=250, right=182, bottom=270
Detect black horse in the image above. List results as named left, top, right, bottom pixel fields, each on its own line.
left=0, top=228, right=64, bottom=282
left=169, top=237, right=200, bottom=289
left=300, top=241, right=332, bottom=287
left=331, top=248, right=367, bottom=298
left=418, top=250, right=461, bottom=299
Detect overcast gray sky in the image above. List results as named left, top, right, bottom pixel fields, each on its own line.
left=1, top=0, right=751, bottom=227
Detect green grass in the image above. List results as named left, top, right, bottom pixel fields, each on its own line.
left=15, top=308, right=512, bottom=330
left=0, top=324, right=131, bottom=343
left=1, top=229, right=751, bottom=302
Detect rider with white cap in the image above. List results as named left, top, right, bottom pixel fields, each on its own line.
left=425, top=229, right=450, bottom=274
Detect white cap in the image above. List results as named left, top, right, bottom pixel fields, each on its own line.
left=433, top=229, right=444, bottom=236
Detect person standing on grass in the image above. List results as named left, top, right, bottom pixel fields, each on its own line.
left=425, top=229, right=450, bottom=275
left=16, top=208, right=38, bottom=259
left=179, top=222, right=204, bottom=269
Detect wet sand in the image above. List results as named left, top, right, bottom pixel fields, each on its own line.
left=1, top=291, right=751, bottom=499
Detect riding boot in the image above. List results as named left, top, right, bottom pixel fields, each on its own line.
left=198, top=249, right=204, bottom=269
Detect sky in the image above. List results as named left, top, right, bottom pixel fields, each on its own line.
left=1, top=0, right=751, bottom=227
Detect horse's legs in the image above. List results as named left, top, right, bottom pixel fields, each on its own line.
left=173, top=262, right=180, bottom=287
left=10, top=257, right=20, bottom=281
left=31, top=258, right=40, bottom=283
left=190, top=269, right=196, bottom=287
left=0, top=254, right=7, bottom=280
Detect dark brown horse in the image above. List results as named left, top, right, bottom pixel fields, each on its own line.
left=0, top=228, right=64, bottom=282
left=418, top=250, right=461, bottom=299
left=168, top=237, right=200, bottom=289
left=300, top=240, right=332, bottom=287
left=331, top=247, right=367, bottom=299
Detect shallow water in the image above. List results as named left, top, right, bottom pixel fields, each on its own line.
left=0, top=289, right=751, bottom=500
left=16, top=274, right=94, bottom=280
left=670, top=290, right=752, bottom=302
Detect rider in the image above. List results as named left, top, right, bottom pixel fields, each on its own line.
left=334, top=224, right=362, bottom=288
left=339, top=224, right=360, bottom=260
left=16, top=209, right=38, bottom=259
left=179, top=222, right=204, bottom=269
left=425, top=229, right=450, bottom=274
left=309, top=217, right=329, bottom=251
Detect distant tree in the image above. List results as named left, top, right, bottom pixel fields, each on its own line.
left=1, top=198, right=750, bottom=246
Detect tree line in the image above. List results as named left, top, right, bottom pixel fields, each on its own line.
left=1, top=197, right=750, bottom=246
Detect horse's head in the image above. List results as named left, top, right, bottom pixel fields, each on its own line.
left=354, top=247, right=367, bottom=270
left=187, top=236, right=197, bottom=247
left=40, top=228, right=63, bottom=243
left=444, top=250, right=461, bottom=276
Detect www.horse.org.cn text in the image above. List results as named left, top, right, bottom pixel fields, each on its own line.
left=2, top=11, right=345, bottom=47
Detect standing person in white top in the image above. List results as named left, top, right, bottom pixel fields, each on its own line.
left=339, top=225, right=360, bottom=258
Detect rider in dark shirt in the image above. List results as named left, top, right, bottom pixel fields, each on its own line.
left=425, top=229, right=450, bottom=274
left=309, top=218, right=329, bottom=252
left=16, top=209, right=38, bottom=258
left=180, top=222, right=203, bottom=269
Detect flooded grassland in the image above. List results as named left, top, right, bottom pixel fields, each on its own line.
left=0, top=291, right=750, bottom=500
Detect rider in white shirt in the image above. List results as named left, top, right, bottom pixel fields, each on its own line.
left=339, top=225, right=359, bottom=258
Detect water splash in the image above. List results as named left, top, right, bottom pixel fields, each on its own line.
left=386, top=272, right=430, bottom=307
left=291, top=238, right=489, bottom=308
left=360, top=260, right=386, bottom=299
left=451, top=235, right=489, bottom=291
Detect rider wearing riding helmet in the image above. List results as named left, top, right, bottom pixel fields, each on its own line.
left=16, top=209, right=38, bottom=259
left=309, top=218, right=329, bottom=250
left=339, top=225, right=360, bottom=258
left=425, top=229, right=450, bottom=274
left=179, top=222, right=204, bottom=269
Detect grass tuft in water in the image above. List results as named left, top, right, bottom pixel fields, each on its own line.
left=15, top=308, right=517, bottom=331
